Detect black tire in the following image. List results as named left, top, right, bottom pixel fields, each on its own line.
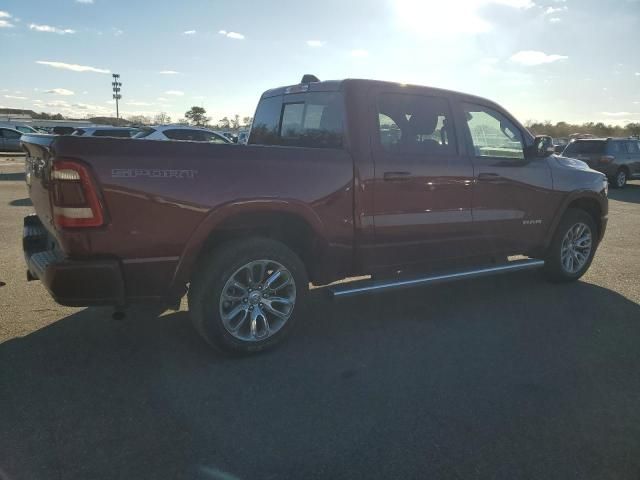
left=188, top=237, right=308, bottom=354
left=610, top=168, right=627, bottom=189
left=543, top=208, right=597, bottom=283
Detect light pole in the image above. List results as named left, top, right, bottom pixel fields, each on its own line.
left=112, top=73, right=122, bottom=120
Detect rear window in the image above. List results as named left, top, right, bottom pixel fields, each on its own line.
left=72, top=129, right=85, bottom=136
left=249, top=92, right=344, bottom=149
left=563, top=141, right=606, bottom=155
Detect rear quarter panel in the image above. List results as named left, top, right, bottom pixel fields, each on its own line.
left=48, top=137, right=354, bottom=298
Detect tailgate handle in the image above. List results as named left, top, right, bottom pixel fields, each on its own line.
left=383, top=171, right=412, bottom=181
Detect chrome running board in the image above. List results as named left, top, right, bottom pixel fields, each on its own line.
left=330, top=259, right=545, bottom=298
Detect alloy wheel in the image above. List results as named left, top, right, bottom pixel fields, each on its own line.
left=560, top=222, right=593, bottom=274
left=219, top=260, right=296, bottom=341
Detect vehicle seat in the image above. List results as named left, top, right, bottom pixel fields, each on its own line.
left=404, top=112, right=440, bottom=153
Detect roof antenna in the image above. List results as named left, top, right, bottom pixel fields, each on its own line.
left=301, top=74, right=320, bottom=84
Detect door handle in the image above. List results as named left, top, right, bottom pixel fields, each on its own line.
left=383, top=171, right=412, bottom=181
left=478, top=172, right=500, bottom=181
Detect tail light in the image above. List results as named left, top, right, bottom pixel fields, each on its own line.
left=51, top=160, right=105, bottom=228
left=599, top=155, right=615, bottom=164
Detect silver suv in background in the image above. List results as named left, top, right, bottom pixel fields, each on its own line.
left=71, top=127, right=140, bottom=138
left=563, top=137, right=640, bottom=188
left=133, top=125, right=231, bottom=143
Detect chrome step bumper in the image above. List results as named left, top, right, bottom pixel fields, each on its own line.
left=330, top=259, right=545, bottom=298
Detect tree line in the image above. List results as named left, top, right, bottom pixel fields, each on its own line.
left=525, top=120, right=640, bottom=139
left=123, top=107, right=253, bottom=131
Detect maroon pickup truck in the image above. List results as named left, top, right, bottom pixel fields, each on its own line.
left=21, top=76, right=609, bottom=353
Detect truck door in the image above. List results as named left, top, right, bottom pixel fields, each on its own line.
left=457, top=101, right=554, bottom=254
left=368, top=90, right=476, bottom=270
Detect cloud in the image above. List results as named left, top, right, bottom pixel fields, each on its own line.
left=0, top=11, right=14, bottom=28
left=29, top=24, right=75, bottom=34
left=126, top=101, right=153, bottom=106
left=306, top=40, right=325, bottom=47
left=157, top=97, right=168, bottom=101
left=113, top=28, right=123, bottom=36
left=218, top=30, right=245, bottom=39
left=76, top=0, right=94, bottom=3
left=46, top=100, right=71, bottom=107
left=164, top=90, right=184, bottom=96
left=544, top=5, right=567, bottom=14
left=183, top=30, right=196, bottom=35
left=636, top=72, right=640, bottom=76
left=394, top=0, right=534, bottom=35
left=351, top=49, right=369, bottom=57
left=601, top=111, right=635, bottom=117
left=549, top=17, right=561, bottom=22
left=159, top=70, right=180, bottom=75
left=4, top=95, right=28, bottom=100
left=510, top=50, right=568, bottom=66
left=45, top=88, right=75, bottom=96
left=36, top=60, right=110, bottom=73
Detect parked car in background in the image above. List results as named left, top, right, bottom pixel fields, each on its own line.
left=220, top=131, right=239, bottom=143
left=563, top=137, right=640, bottom=188
left=21, top=76, right=608, bottom=354
left=0, top=127, right=23, bottom=152
left=0, top=122, right=39, bottom=134
left=133, top=125, right=231, bottom=143
left=237, top=130, right=249, bottom=144
left=72, top=127, right=140, bottom=138
left=552, top=137, right=569, bottom=154
left=52, top=126, right=77, bottom=135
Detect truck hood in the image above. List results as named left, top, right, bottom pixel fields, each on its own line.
left=552, top=155, right=593, bottom=172
left=548, top=154, right=608, bottom=194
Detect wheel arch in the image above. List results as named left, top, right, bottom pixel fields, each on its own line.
left=543, top=191, right=606, bottom=250
left=168, top=200, right=329, bottom=298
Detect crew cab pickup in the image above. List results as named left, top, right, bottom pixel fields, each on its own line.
left=21, top=76, right=609, bottom=353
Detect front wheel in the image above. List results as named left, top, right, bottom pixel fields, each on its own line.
left=543, top=209, right=597, bottom=283
left=188, top=238, right=308, bottom=354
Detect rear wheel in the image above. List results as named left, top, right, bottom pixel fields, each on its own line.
left=544, top=209, right=597, bottom=283
left=188, top=238, right=308, bottom=354
left=610, top=168, right=627, bottom=189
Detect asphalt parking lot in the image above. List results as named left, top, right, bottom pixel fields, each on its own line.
left=1, top=153, right=640, bottom=480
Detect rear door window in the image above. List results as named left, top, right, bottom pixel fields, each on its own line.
left=377, top=93, right=456, bottom=155
left=164, top=129, right=194, bottom=140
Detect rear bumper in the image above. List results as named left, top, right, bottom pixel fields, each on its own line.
left=23, top=215, right=125, bottom=307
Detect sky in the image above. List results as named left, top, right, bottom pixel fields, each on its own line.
left=0, top=0, right=639, bottom=125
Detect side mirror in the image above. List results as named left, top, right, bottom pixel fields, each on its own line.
left=533, top=135, right=555, bottom=158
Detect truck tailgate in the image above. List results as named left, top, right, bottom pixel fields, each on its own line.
left=22, top=134, right=56, bottom=233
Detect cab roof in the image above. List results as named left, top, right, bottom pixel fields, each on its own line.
left=260, top=77, right=502, bottom=109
